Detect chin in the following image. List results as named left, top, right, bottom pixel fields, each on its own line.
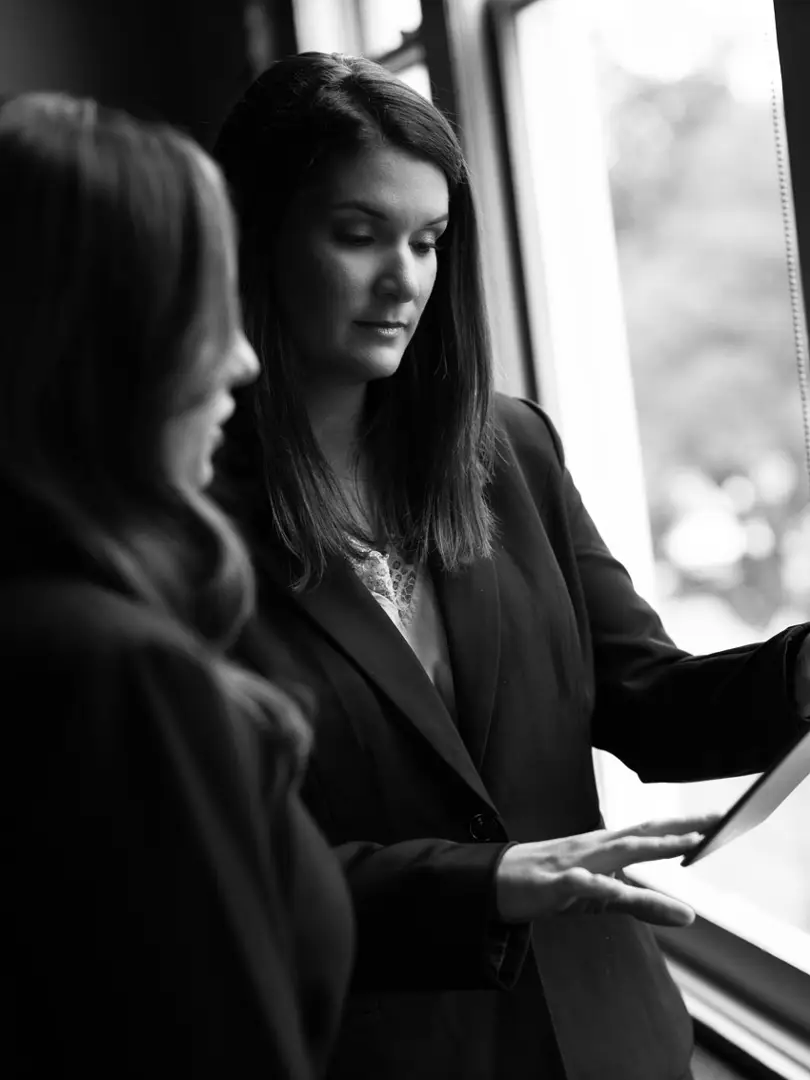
left=304, top=342, right=409, bottom=389
left=192, top=455, right=215, bottom=492
left=351, top=345, right=407, bottom=382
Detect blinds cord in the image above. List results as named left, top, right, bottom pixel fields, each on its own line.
left=770, top=23, right=810, bottom=496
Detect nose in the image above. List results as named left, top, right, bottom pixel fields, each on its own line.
left=229, top=330, right=260, bottom=388
left=374, top=245, right=420, bottom=303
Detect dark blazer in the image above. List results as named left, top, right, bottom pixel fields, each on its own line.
left=237, top=396, right=808, bottom=1080
left=3, top=498, right=354, bottom=1078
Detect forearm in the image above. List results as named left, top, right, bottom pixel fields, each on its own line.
left=592, top=624, right=810, bottom=782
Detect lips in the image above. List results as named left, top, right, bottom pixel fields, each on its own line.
left=215, top=397, right=236, bottom=426
left=355, top=320, right=408, bottom=330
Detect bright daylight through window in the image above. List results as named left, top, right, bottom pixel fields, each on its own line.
left=514, top=0, right=810, bottom=969
left=356, top=0, right=431, bottom=99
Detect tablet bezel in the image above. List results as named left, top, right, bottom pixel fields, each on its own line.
left=681, top=724, right=810, bottom=867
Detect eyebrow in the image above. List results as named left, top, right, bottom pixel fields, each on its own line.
left=330, top=199, right=449, bottom=226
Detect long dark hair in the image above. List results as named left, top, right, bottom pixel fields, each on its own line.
left=0, top=93, right=310, bottom=766
left=213, top=52, right=496, bottom=588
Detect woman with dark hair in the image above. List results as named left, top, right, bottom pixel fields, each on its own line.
left=213, top=54, right=809, bottom=1080
left=2, top=93, right=353, bottom=1078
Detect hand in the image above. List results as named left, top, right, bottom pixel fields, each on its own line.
left=495, top=813, right=722, bottom=927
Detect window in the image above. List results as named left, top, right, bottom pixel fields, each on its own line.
left=292, top=0, right=432, bottom=101
left=355, top=0, right=423, bottom=57
left=355, top=0, right=433, bottom=100
left=585, top=0, right=810, bottom=966
left=495, top=0, right=810, bottom=1003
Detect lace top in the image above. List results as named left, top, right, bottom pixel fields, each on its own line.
left=347, top=542, right=457, bottom=716
left=347, top=543, right=420, bottom=633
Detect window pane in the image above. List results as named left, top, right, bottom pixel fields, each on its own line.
left=396, top=62, right=432, bottom=102
left=590, top=0, right=810, bottom=951
left=357, top=0, right=422, bottom=57
left=513, top=0, right=810, bottom=960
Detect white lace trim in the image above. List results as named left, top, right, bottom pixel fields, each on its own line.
left=348, top=543, right=420, bottom=631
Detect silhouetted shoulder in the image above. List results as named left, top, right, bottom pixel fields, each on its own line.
left=0, top=577, right=202, bottom=668
left=3, top=575, right=329, bottom=1080
left=491, top=393, right=572, bottom=504
left=0, top=578, right=228, bottom=776
left=493, top=393, right=566, bottom=471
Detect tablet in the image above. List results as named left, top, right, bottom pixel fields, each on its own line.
left=681, top=724, right=810, bottom=866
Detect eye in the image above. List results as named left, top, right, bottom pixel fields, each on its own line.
left=337, top=232, right=375, bottom=247
left=412, top=231, right=446, bottom=257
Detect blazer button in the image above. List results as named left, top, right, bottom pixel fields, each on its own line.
left=469, top=812, right=499, bottom=842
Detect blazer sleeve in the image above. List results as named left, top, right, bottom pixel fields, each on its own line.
left=516, top=397, right=810, bottom=783
left=330, top=836, right=531, bottom=992
left=7, top=627, right=314, bottom=1079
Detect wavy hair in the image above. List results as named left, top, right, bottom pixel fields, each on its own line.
left=0, top=93, right=310, bottom=769
left=213, top=52, right=497, bottom=588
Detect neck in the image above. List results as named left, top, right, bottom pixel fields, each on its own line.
left=305, top=381, right=368, bottom=482
left=305, top=380, right=379, bottom=538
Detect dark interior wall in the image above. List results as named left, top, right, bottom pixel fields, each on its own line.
left=0, top=0, right=89, bottom=95
left=0, top=0, right=297, bottom=147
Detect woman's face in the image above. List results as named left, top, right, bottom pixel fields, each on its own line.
left=273, top=143, right=450, bottom=389
left=166, top=327, right=260, bottom=491
left=165, top=157, right=261, bottom=492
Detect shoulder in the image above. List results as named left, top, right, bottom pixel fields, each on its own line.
left=493, top=394, right=564, bottom=464
left=491, top=393, right=568, bottom=489
left=0, top=578, right=214, bottom=704
left=0, top=579, right=247, bottom=795
left=0, top=578, right=197, bottom=659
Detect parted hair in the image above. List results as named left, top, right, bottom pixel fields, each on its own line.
left=212, top=52, right=497, bottom=588
left=0, top=92, right=310, bottom=769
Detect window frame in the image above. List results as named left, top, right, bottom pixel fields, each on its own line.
left=360, top=1, right=461, bottom=126
left=657, top=915, right=810, bottom=1063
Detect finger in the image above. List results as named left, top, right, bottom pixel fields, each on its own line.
left=609, top=813, right=723, bottom=841
left=584, top=831, right=707, bottom=875
left=555, top=869, right=695, bottom=927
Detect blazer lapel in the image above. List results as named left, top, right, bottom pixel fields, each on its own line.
left=255, top=548, right=497, bottom=813
left=432, top=553, right=501, bottom=770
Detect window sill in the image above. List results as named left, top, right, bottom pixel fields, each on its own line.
left=655, top=909, right=810, bottom=1080
left=667, top=956, right=810, bottom=1080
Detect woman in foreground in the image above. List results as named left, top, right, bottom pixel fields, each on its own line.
left=2, top=93, right=352, bottom=1078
